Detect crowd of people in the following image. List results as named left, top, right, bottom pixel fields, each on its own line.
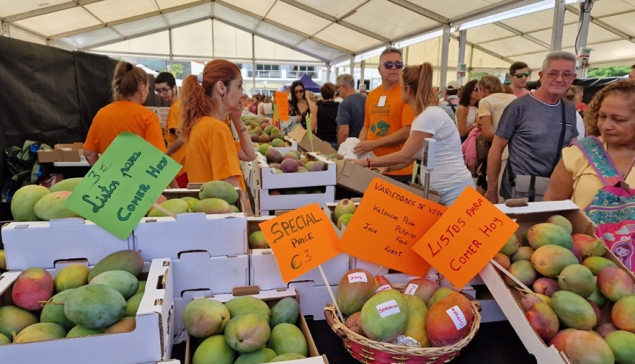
left=81, top=50, right=635, bottom=210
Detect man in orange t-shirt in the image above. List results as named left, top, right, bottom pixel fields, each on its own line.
left=354, top=48, right=415, bottom=184
left=156, top=72, right=188, bottom=187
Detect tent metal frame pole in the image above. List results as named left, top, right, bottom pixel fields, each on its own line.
left=574, top=0, right=594, bottom=78
left=0, top=21, right=8, bottom=36
left=350, top=56, right=355, bottom=84
left=551, top=0, right=566, bottom=51
left=252, top=33, right=256, bottom=96
left=457, top=29, right=467, bottom=86
left=360, top=60, right=365, bottom=91
left=326, top=62, right=331, bottom=83
left=168, top=28, right=173, bottom=72
left=439, top=24, right=451, bottom=94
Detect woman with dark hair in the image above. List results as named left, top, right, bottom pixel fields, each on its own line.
left=455, top=80, right=480, bottom=142
left=289, top=81, right=313, bottom=128
left=84, top=61, right=166, bottom=165
left=351, top=63, right=473, bottom=206
left=309, top=82, right=340, bottom=149
left=179, top=59, right=256, bottom=198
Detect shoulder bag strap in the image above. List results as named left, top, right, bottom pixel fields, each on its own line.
left=551, top=100, right=568, bottom=173
left=574, top=136, right=623, bottom=187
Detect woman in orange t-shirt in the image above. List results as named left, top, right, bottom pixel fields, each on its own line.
left=180, top=59, right=256, bottom=210
left=84, top=61, right=177, bottom=187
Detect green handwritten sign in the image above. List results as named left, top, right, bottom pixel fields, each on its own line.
left=65, top=132, right=181, bottom=240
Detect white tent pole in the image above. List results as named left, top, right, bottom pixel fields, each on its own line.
left=439, top=24, right=451, bottom=94
left=349, top=56, right=355, bottom=82
left=326, top=62, right=331, bottom=83
left=168, top=28, right=173, bottom=72
left=551, top=0, right=566, bottom=51
left=574, top=0, right=594, bottom=78
left=457, top=29, right=467, bottom=87
left=252, top=33, right=256, bottom=96
left=360, top=61, right=365, bottom=91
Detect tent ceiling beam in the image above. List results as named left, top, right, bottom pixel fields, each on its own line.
left=566, top=5, right=635, bottom=45
left=0, top=0, right=105, bottom=23
left=386, top=0, right=448, bottom=23
left=450, top=34, right=514, bottom=64
left=493, top=22, right=550, bottom=49
left=216, top=0, right=352, bottom=55
left=49, top=0, right=214, bottom=39
left=278, top=0, right=390, bottom=43
left=212, top=17, right=330, bottom=62
left=451, top=0, right=540, bottom=26
left=7, top=22, right=49, bottom=40
left=90, top=50, right=326, bottom=65
left=79, top=16, right=214, bottom=51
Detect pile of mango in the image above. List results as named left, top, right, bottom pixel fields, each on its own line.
left=149, top=180, right=241, bottom=217
left=10, top=178, right=84, bottom=221
left=495, top=215, right=635, bottom=364
left=337, top=269, right=474, bottom=348
left=331, top=198, right=357, bottom=230
left=0, top=250, right=145, bottom=344
left=183, top=295, right=308, bottom=363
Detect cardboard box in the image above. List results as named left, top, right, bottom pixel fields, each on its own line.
left=287, top=281, right=339, bottom=321
left=171, top=252, right=249, bottom=297
left=0, top=258, right=173, bottom=364
left=258, top=186, right=335, bottom=215
left=184, top=288, right=328, bottom=364
left=287, top=125, right=338, bottom=155
left=247, top=217, right=349, bottom=290
left=37, top=142, right=84, bottom=163
left=256, top=152, right=336, bottom=190
left=480, top=200, right=635, bottom=363
left=134, top=212, right=248, bottom=259
left=335, top=160, right=437, bottom=200
left=323, top=200, right=361, bottom=238
left=1, top=218, right=134, bottom=270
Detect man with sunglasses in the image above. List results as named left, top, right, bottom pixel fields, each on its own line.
left=354, top=47, right=415, bottom=184
left=155, top=72, right=188, bottom=187
left=509, top=62, right=531, bottom=98
left=486, top=51, right=580, bottom=204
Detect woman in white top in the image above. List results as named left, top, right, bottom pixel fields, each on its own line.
left=258, top=95, right=274, bottom=118
left=455, top=80, right=480, bottom=142
left=351, top=62, right=474, bottom=206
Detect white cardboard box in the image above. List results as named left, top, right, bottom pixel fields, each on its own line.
left=134, top=213, right=248, bottom=259
left=171, top=252, right=249, bottom=297
left=479, top=200, right=635, bottom=363
left=287, top=281, right=339, bottom=321
left=184, top=288, right=328, bottom=364
left=251, top=250, right=349, bottom=290
left=1, top=218, right=134, bottom=270
left=259, top=186, right=335, bottom=215
left=0, top=258, right=174, bottom=364
left=257, top=152, right=336, bottom=190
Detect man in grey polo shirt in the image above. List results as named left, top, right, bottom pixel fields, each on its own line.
left=335, top=74, right=366, bottom=145
left=485, top=51, right=579, bottom=203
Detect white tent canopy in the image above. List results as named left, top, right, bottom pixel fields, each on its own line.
left=1, top=0, right=634, bottom=72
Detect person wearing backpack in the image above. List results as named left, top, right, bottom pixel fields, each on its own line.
left=544, top=80, right=635, bottom=271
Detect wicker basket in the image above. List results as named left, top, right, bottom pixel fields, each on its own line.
left=324, top=292, right=482, bottom=364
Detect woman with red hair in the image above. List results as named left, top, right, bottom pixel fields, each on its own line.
left=180, top=60, right=255, bottom=196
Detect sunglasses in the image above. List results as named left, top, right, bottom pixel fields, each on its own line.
left=514, top=72, right=531, bottom=79
left=294, top=89, right=304, bottom=94
left=383, top=61, right=404, bottom=70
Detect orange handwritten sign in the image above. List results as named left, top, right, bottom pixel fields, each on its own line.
left=274, top=91, right=289, bottom=122
left=339, top=177, right=447, bottom=277
left=259, top=203, right=341, bottom=284
left=413, top=186, right=518, bottom=288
